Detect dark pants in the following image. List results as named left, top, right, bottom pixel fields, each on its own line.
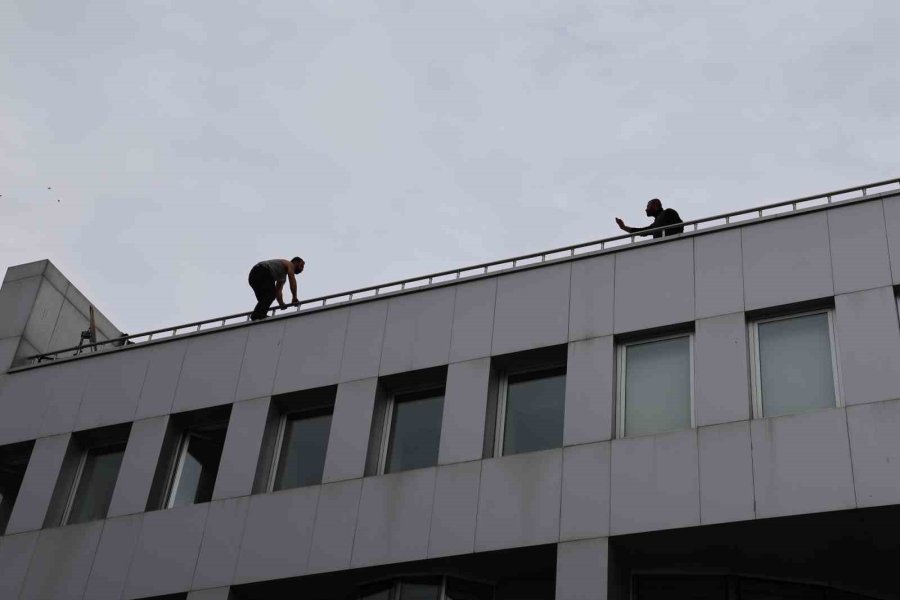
left=248, top=265, right=276, bottom=321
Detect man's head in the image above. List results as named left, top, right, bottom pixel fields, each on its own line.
left=291, top=257, right=305, bottom=273
left=645, top=198, right=663, bottom=217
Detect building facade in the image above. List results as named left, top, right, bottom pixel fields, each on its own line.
left=2, top=182, right=900, bottom=600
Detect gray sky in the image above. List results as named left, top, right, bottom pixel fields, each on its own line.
left=2, top=0, right=898, bottom=333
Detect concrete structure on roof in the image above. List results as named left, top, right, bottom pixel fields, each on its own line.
left=2, top=183, right=900, bottom=600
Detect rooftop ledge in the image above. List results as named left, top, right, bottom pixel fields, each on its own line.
left=14, top=176, right=900, bottom=371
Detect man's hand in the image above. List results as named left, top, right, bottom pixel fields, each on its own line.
left=291, top=298, right=300, bottom=306
left=615, top=217, right=630, bottom=233
left=278, top=302, right=287, bottom=310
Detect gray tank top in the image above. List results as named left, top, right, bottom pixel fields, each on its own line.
left=257, top=259, right=288, bottom=284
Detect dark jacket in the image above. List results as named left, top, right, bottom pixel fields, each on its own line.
left=633, top=208, right=684, bottom=238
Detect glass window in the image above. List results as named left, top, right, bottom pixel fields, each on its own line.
left=167, top=425, right=226, bottom=508
left=501, top=367, right=566, bottom=456
left=273, top=410, right=332, bottom=490
left=446, top=578, right=494, bottom=600
left=399, top=580, right=441, bottom=600
left=66, top=444, right=126, bottom=525
left=360, top=577, right=493, bottom=600
left=360, top=586, right=392, bottom=600
left=0, top=444, right=31, bottom=534
left=384, top=392, right=444, bottom=474
left=754, top=311, right=838, bottom=418
left=620, top=335, right=692, bottom=437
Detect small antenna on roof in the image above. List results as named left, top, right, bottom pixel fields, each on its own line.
left=75, top=306, right=98, bottom=355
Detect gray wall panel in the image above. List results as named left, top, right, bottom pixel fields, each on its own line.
left=0, top=336, right=20, bottom=372
left=84, top=514, right=144, bottom=600
left=742, top=212, right=834, bottom=310
left=492, top=264, right=570, bottom=355
left=475, top=449, right=562, bottom=552
left=0, top=369, right=48, bottom=444
left=23, top=279, right=65, bottom=351
left=847, top=399, right=900, bottom=508
left=560, top=442, right=610, bottom=541
left=76, top=351, right=148, bottom=430
left=694, top=313, right=750, bottom=427
left=439, top=358, right=491, bottom=465
left=3, top=260, right=47, bottom=283
left=614, top=239, right=694, bottom=334
left=339, top=301, right=388, bottom=382
left=37, top=362, right=89, bottom=437
left=449, top=278, right=497, bottom=363
left=698, top=422, right=755, bottom=525
left=834, top=287, right=900, bottom=406
left=6, top=433, right=71, bottom=534
left=883, top=194, right=900, bottom=284
left=751, top=408, right=856, bottom=519
left=235, top=320, right=285, bottom=402
left=135, top=340, right=189, bottom=420
left=273, top=308, right=349, bottom=394
left=827, top=201, right=892, bottom=294
left=233, top=486, right=319, bottom=584
left=173, top=328, right=249, bottom=413
left=380, top=287, right=455, bottom=375
left=0, top=531, right=38, bottom=600
left=322, top=378, right=379, bottom=483
left=352, top=467, right=436, bottom=568
left=0, top=275, right=41, bottom=340
left=428, top=460, right=481, bottom=558
left=564, top=337, right=614, bottom=446
left=19, top=521, right=103, bottom=600
left=308, top=479, right=363, bottom=574
left=123, top=503, right=209, bottom=599
left=193, top=497, right=250, bottom=590
left=556, top=538, right=609, bottom=600
left=610, top=429, right=700, bottom=535
left=108, top=415, right=169, bottom=518
left=569, top=255, right=615, bottom=342
left=694, top=229, right=744, bottom=319
left=213, top=396, right=270, bottom=500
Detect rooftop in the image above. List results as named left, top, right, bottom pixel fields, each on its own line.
left=15, top=176, right=900, bottom=369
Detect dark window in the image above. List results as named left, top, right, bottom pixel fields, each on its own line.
left=167, top=425, right=226, bottom=508
left=273, top=410, right=332, bottom=490
left=501, top=367, right=566, bottom=456
left=0, top=442, right=32, bottom=534
left=385, top=391, right=444, bottom=473
left=66, top=443, right=125, bottom=524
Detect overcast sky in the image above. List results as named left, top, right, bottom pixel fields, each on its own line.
left=2, top=0, right=898, bottom=334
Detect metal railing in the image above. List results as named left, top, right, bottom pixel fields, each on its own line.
left=23, top=176, right=900, bottom=366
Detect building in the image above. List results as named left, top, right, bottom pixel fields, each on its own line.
left=1, top=178, right=900, bottom=600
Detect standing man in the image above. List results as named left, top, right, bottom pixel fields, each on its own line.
left=248, top=257, right=305, bottom=321
left=615, top=198, right=684, bottom=239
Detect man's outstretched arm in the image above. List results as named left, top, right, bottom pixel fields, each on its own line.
left=615, top=218, right=653, bottom=236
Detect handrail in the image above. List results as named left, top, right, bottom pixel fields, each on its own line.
left=23, top=176, right=900, bottom=366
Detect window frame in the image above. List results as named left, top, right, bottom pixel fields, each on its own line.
left=493, top=363, right=567, bottom=458
left=377, top=386, right=445, bottom=475
left=61, top=442, right=126, bottom=525
left=748, top=308, right=842, bottom=419
left=359, top=575, right=494, bottom=600
left=616, top=332, right=695, bottom=439
left=267, top=406, right=333, bottom=492
left=164, top=431, right=194, bottom=509
left=163, top=422, right=226, bottom=509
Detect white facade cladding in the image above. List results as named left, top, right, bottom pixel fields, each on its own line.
left=1, top=185, right=900, bottom=599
